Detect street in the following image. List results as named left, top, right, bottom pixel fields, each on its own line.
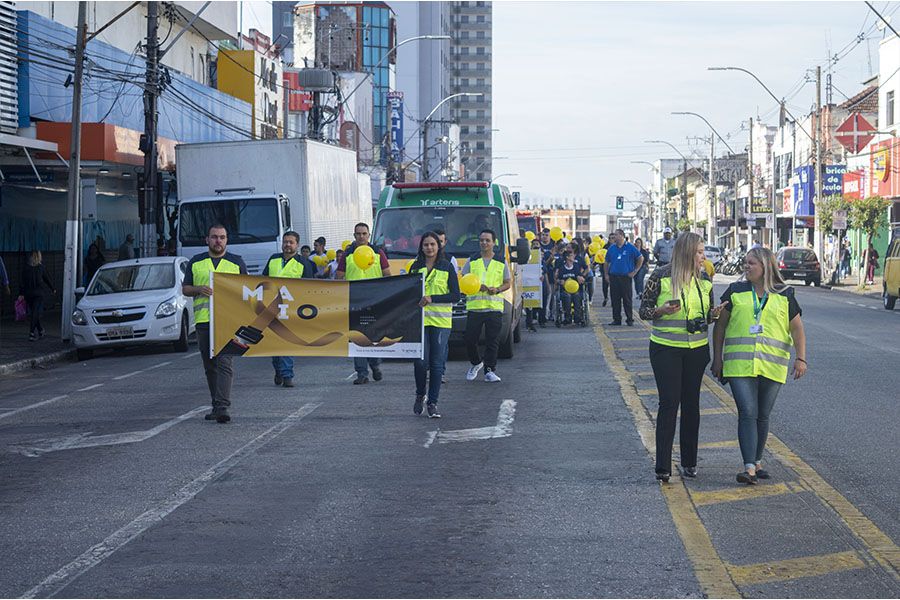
left=0, top=284, right=898, bottom=598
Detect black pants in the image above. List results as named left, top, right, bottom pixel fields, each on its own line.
left=609, top=275, right=634, bottom=324
left=600, top=271, right=609, bottom=300
left=465, top=311, right=502, bottom=370
left=649, top=341, right=710, bottom=474
left=196, top=323, right=235, bottom=411
left=25, top=295, right=44, bottom=335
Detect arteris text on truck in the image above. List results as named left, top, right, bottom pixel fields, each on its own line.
left=242, top=284, right=319, bottom=321
left=420, top=199, right=460, bottom=206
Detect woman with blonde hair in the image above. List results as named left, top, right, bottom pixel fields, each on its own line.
left=712, top=247, right=807, bottom=484
left=18, top=250, right=56, bottom=341
left=639, top=232, right=727, bottom=482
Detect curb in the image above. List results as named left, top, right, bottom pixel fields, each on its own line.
left=0, top=349, right=75, bottom=377
left=826, top=284, right=882, bottom=299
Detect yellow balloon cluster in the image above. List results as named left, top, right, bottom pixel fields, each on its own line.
left=460, top=273, right=481, bottom=296
left=593, top=248, right=607, bottom=264
left=549, top=227, right=563, bottom=242
left=326, top=249, right=336, bottom=261
left=352, top=245, right=376, bottom=270
left=588, top=242, right=600, bottom=255
left=341, top=239, right=352, bottom=251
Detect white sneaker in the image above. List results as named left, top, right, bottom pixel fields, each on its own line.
left=484, top=370, right=501, bottom=383
left=466, top=362, right=483, bottom=381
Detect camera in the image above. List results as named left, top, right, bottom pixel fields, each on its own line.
left=686, top=317, right=708, bottom=334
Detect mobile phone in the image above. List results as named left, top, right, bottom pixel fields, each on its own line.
left=665, top=299, right=681, bottom=308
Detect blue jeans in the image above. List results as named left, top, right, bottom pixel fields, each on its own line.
left=415, top=326, right=449, bottom=404
left=729, top=376, right=782, bottom=468
left=634, top=266, right=648, bottom=297
left=354, top=356, right=382, bottom=378
left=271, top=356, right=294, bottom=379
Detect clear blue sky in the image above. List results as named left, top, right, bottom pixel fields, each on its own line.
left=493, top=1, right=893, bottom=211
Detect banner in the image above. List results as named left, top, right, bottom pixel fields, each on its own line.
left=210, top=273, right=424, bottom=358
left=521, top=260, right=542, bottom=309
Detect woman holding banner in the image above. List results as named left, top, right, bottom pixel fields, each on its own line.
left=409, top=232, right=460, bottom=418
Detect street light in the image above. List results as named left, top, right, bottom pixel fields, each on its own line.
left=672, top=111, right=736, bottom=246
left=420, top=92, right=483, bottom=181
left=621, top=179, right=654, bottom=240
left=492, top=173, right=518, bottom=182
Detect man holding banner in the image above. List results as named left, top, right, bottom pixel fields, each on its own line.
left=261, top=231, right=308, bottom=389
left=182, top=224, right=248, bottom=424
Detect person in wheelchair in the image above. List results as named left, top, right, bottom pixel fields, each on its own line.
left=555, top=249, right=585, bottom=326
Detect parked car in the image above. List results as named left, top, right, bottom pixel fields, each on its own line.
left=777, top=247, right=821, bottom=286
left=72, top=257, right=195, bottom=360
left=704, top=245, right=724, bottom=264
left=883, top=230, right=899, bottom=310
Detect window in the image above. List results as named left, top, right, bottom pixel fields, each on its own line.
left=461, top=110, right=470, bottom=118
left=461, top=30, right=469, bottom=39
left=477, top=15, right=485, bottom=23
left=461, top=47, right=469, bottom=55
left=476, top=141, right=485, bottom=150
left=461, top=126, right=470, bottom=134
left=476, top=109, right=485, bottom=118
left=476, top=125, right=485, bottom=133
left=461, top=15, right=469, bottom=23
left=476, top=31, right=485, bottom=39
left=462, top=78, right=470, bottom=86
left=477, top=78, right=485, bottom=85
left=477, top=62, right=485, bottom=69
left=888, top=90, right=895, bottom=126
left=476, top=47, right=485, bottom=55
left=283, top=12, right=293, bottom=27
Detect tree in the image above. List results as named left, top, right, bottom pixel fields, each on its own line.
left=818, top=195, right=850, bottom=235
left=849, top=195, right=891, bottom=287
left=676, top=218, right=693, bottom=232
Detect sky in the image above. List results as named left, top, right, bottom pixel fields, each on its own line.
left=492, top=1, right=894, bottom=212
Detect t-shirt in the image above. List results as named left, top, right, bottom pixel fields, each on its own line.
left=461, top=256, right=511, bottom=281
left=606, top=242, right=642, bottom=276
left=183, top=252, right=249, bottom=286
left=720, top=281, right=802, bottom=322
left=555, top=262, right=581, bottom=290
left=653, top=238, right=675, bottom=264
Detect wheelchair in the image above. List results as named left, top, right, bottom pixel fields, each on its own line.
left=554, top=283, right=590, bottom=328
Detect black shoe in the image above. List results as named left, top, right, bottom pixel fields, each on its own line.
left=274, top=374, right=283, bottom=386
left=282, top=378, right=294, bottom=388
left=427, top=403, right=441, bottom=419
left=371, top=368, right=383, bottom=381
left=736, top=471, right=758, bottom=485
left=655, top=471, right=670, bottom=483
left=414, top=395, right=425, bottom=415
left=215, top=411, right=231, bottom=424
left=204, top=411, right=217, bottom=421
left=602, top=299, right=608, bottom=307
left=682, top=466, right=697, bottom=478
left=626, top=321, right=634, bottom=327
left=353, top=376, right=368, bottom=385
left=756, top=468, right=770, bottom=479
left=608, top=321, right=622, bottom=326
left=528, top=325, right=537, bottom=332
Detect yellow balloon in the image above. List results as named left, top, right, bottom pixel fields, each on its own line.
left=341, top=239, right=352, bottom=251
left=352, top=245, right=376, bottom=270
left=564, top=279, right=580, bottom=294
left=588, top=242, right=600, bottom=255
left=592, top=235, right=602, bottom=245
left=550, top=227, right=563, bottom=242
left=524, top=231, right=535, bottom=242
left=594, top=248, right=607, bottom=264
left=460, top=273, right=481, bottom=296
left=405, top=259, right=415, bottom=273
left=704, top=259, right=715, bottom=278
left=326, top=249, right=336, bottom=261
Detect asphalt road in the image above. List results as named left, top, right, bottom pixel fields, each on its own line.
left=0, top=282, right=897, bottom=598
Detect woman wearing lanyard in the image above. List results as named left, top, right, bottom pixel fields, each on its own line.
left=409, top=232, right=460, bottom=419
left=639, top=232, right=726, bottom=482
left=712, top=247, right=807, bottom=484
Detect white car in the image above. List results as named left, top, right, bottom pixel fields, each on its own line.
left=72, top=257, right=195, bottom=360
left=704, top=245, right=724, bottom=265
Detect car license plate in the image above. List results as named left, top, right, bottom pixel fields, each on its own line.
left=106, top=326, right=133, bottom=338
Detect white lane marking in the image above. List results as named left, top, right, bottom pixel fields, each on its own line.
left=181, top=351, right=200, bottom=360
left=10, top=406, right=209, bottom=457
left=145, top=361, right=172, bottom=371
left=424, top=399, right=516, bottom=448
left=76, top=384, right=103, bottom=392
left=20, top=402, right=321, bottom=599
left=112, top=370, right=144, bottom=381
left=345, top=371, right=358, bottom=381
left=0, top=395, right=68, bottom=422
left=868, top=306, right=878, bottom=310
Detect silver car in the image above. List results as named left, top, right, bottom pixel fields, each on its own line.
left=72, top=257, right=195, bottom=360
left=704, top=245, right=724, bottom=265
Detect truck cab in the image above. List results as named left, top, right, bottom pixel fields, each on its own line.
left=883, top=226, right=900, bottom=310
left=372, top=181, right=530, bottom=358
left=177, top=188, right=292, bottom=275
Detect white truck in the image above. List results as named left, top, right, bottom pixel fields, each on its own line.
left=175, top=138, right=368, bottom=274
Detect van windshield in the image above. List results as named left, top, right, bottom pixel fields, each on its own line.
left=373, top=207, right=504, bottom=258
left=179, top=198, right=279, bottom=247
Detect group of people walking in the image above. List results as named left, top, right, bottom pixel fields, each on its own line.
left=639, top=232, right=807, bottom=485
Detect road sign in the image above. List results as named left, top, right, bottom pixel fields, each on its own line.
left=615, top=195, right=624, bottom=210
left=835, top=113, right=875, bottom=154
left=832, top=209, right=847, bottom=230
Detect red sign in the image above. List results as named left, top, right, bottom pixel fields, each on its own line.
left=282, top=72, right=313, bottom=112
left=869, top=139, right=900, bottom=198
left=842, top=169, right=864, bottom=200
left=835, top=113, right=876, bottom=154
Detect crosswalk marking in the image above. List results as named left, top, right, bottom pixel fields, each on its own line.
left=727, top=550, right=867, bottom=586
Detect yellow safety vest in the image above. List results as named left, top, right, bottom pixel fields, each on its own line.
left=266, top=255, right=305, bottom=279
left=723, top=289, right=793, bottom=383
left=466, top=257, right=505, bottom=312
left=344, top=246, right=384, bottom=281
left=191, top=255, right=243, bottom=324
left=413, top=265, right=452, bottom=329
left=649, top=276, right=712, bottom=349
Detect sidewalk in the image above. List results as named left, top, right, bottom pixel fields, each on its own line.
left=828, top=273, right=882, bottom=299
left=0, top=309, right=74, bottom=375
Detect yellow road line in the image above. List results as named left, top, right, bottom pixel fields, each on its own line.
left=650, top=406, right=733, bottom=418
left=698, top=439, right=740, bottom=449
left=727, top=550, right=866, bottom=586
left=593, top=324, right=740, bottom=598
left=690, top=481, right=805, bottom=507
left=636, top=388, right=658, bottom=396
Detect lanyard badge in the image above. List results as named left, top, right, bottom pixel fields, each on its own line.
left=750, top=292, right=768, bottom=335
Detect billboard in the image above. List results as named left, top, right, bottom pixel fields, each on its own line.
left=792, top=165, right=815, bottom=217
left=870, top=139, right=900, bottom=198
left=388, top=91, right=404, bottom=162
left=822, top=164, right=846, bottom=197
left=843, top=169, right=864, bottom=200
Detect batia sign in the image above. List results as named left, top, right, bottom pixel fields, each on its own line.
left=389, top=91, right=404, bottom=162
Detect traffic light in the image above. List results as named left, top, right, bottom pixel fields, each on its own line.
left=616, top=195, right=624, bottom=210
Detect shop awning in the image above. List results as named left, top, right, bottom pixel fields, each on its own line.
left=0, top=132, right=66, bottom=182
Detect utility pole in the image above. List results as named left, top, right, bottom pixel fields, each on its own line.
left=708, top=133, right=715, bottom=245
left=681, top=158, right=687, bottom=221
left=141, top=2, right=160, bottom=259
left=748, top=116, right=754, bottom=251
left=814, top=65, right=823, bottom=259
left=61, top=1, right=87, bottom=343
left=421, top=119, right=430, bottom=181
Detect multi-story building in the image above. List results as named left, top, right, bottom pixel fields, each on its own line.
left=448, top=1, right=492, bottom=181
left=647, top=158, right=687, bottom=233
left=218, top=30, right=284, bottom=140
